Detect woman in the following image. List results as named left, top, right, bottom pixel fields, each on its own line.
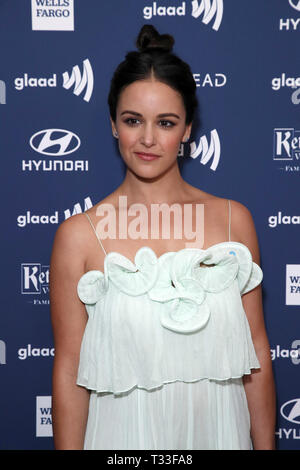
left=50, top=25, right=276, bottom=450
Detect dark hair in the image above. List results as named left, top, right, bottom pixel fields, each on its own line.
left=108, top=25, right=198, bottom=125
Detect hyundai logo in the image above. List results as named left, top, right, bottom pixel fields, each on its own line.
left=280, top=399, right=300, bottom=424
left=289, top=0, right=300, bottom=12
left=29, top=129, right=81, bottom=156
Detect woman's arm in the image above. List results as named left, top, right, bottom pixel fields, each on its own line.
left=242, top=287, right=276, bottom=450
left=232, top=200, right=276, bottom=450
left=50, top=215, right=90, bottom=450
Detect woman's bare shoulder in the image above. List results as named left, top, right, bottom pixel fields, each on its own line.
left=191, top=188, right=255, bottom=220
left=53, top=212, right=89, bottom=248
left=227, top=198, right=261, bottom=264
left=54, top=193, right=115, bottom=239
left=188, top=188, right=259, bottom=251
left=185, top=184, right=227, bottom=206
left=227, top=197, right=258, bottom=234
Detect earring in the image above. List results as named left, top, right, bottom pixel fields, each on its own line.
left=183, top=136, right=189, bottom=143
left=114, top=131, right=118, bottom=138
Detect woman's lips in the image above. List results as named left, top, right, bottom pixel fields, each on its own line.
left=134, top=152, right=161, bottom=161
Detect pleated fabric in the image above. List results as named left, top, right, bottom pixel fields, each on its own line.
left=83, top=378, right=252, bottom=450
left=76, top=241, right=263, bottom=450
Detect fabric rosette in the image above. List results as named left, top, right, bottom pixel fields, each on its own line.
left=77, top=270, right=108, bottom=305
left=148, top=251, right=210, bottom=334
left=104, top=246, right=159, bottom=296
left=188, top=247, right=239, bottom=293
left=77, top=242, right=263, bottom=315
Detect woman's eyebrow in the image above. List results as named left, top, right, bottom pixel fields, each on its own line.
left=120, top=110, right=142, bottom=116
left=120, top=110, right=181, bottom=119
left=158, top=113, right=180, bottom=119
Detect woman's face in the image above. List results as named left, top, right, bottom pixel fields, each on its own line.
left=111, top=79, right=192, bottom=178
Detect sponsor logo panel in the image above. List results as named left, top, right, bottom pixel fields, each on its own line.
left=142, top=1, right=224, bottom=31
left=36, top=396, right=52, bottom=437
left=31, top=0, right=74, bottom=31
left=276, top=398, right=300, bottom=440
left=14, top=59, right=94, bottom=103
left=273, top=128, right=300, bottom=172
left=286, top=265, right=300, bottom=305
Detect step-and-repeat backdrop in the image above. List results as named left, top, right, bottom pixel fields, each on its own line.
left=0, top=0, right=299, bottom=450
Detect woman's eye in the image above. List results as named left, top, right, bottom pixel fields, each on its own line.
left=124, top=118, right=140, bottom=126
left=123, top=118, right=175, bottom=128
left=159, top=120, right=175, bottom=128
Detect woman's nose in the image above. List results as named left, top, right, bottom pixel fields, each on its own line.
left=140, top=124, right=156, bottom=147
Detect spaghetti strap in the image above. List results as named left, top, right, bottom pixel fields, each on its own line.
left=227, top=199, right=231, bottom=242
left=84, top=212, right=107, bottom=256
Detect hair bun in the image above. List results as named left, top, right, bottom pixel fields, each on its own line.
left=136, top=25, right=174, bottom=53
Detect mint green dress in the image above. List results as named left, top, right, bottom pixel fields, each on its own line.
left=76, top=202, right=263, bottom=450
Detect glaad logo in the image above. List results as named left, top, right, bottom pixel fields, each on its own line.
left=179, top=129, right=221, bottom=171
left=143, top=2, right=186, bottom=20
left=30, top=129, right=80, bottom=156
left=281, top=399, right=300, bottom=425
left=14, top=59, right=93, bottom=103
left=291, top=87, right=300, bottom=105
left=0, top=80, right=6, bottom=104
left=0, top=340, right=6, bottom=365
left=191, top=0, right=223, bottom=31
left=271, top=73, right=300, bottom=104
left=268, top=211, right=300, bottom=228
left=62, top=59, right=94, bottom=102
left=17, top=212, right=58, bottom=227
left=14, top=74, right=56, bottom=90
left=271, top=74, right=300, bottom=91
left=271, top=341, right=300, bottom=364
left=18, top=195, right=92, bottom=232
left=64, top=196, right=93, bottom=219
left=143, top=1, right=223, bottom=31
left=18, top=345, right=55, bottom=360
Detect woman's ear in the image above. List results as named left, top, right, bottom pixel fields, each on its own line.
left=110, top=116, right=118, bottom=138
left=183, top=122, right=192, bottom=142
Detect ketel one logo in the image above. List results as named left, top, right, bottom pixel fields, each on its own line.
left=273, top=128, right=300, bottom=161
left=30, top=129, right=81, bottom=157
left=62, top=58, right=94, bottom=102
left=280, top=398, right=300, bottom=424
left=289, top=0, right=300, bottom=12
left=191, top=0, right=223, bottom=31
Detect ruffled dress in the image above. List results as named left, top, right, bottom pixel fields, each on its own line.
left=76, top=241, right=263, bottom=450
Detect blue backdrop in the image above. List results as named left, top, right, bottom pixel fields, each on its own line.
left=0, top=0, right=299, bottom=450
